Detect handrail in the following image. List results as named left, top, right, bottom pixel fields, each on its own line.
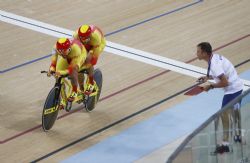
left=166, top=88, right=250, bottom=163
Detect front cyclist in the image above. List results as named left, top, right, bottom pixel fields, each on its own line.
left=48, top=38, right=87, bottom=108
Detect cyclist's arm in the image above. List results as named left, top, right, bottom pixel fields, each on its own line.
left=56, top=58, right=76, bottom=76
left=49, top=49, right=58, bottom=72
left=91, top=32, right=102, bottom=57
left=89, top=32, right=103, bottom=65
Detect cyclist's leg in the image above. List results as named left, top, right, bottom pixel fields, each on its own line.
left=59, top=81, right=67, bottom=109
left=63, top=78, right=72, bottom=96
left=56, top=56, right=69, bottom=108
left=88, top=65, right=94, bottom=85
left=67, top=53, right=87, bottom=101
left=67, top=64, right=80, bottom=102
left=78, top=72, right=85, bottom=92
left=78, top=54, right=89, bottom=92
left=87, top=42, right=105, bottom=91
left=84, top=65, right=98, bottom=96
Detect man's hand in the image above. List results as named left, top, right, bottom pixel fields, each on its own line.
left=197, top=76, right=208, bottom=83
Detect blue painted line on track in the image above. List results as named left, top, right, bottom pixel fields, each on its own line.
left=0, top=0, right=203, bottom=74
left=0, top=54, right=52, bottom=73
left=61, top=69, right=250, bottom=163
left=105, top=0, right=203, bottom=37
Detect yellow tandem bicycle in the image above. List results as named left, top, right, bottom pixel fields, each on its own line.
left=40, top=68, right=103, bottom=131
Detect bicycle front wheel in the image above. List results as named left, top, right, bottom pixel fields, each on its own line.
left=42, top=87, right=60, bottom=131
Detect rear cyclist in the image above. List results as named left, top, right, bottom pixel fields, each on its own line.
left=73, top=24, right=106, bottom=95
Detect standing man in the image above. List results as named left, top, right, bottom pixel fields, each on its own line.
left=196, top=42, right=243, bottom=154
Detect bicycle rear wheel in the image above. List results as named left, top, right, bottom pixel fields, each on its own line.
left=85, top=68, right=103, bottom=112
left=42, top=87, right=60, bottom=131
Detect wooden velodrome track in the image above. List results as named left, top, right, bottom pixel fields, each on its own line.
left=0, top=0, right=250, bottom=162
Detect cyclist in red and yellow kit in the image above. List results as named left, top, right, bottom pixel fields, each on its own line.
left=73, top=24, right=106, bottom=95
left=48, top=38, right=87, bottom=105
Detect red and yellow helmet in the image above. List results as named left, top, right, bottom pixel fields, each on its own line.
left=56, top=38, right=71, bottom=51
left=78, top=25, right=91, bottom=39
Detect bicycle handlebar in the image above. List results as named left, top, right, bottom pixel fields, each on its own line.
left=41, top=69, right=88, bottom=76
left=41, top=70, right=50, bottom=74
left=40, top=70, right=68, bottom=78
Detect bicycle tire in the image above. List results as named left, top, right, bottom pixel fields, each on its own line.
left=85, top=68, right=103, bottom=112
left=42, top=87, right=60, bottom=131
left=94, top=68, right=103, bottom=102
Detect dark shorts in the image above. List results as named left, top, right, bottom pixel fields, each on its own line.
left=222, top=90, right=243, bottom=109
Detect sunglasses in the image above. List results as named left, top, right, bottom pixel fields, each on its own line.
left=57, top=49, right=68, bottom=54
left=79, top=36, right=90, bottom=43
